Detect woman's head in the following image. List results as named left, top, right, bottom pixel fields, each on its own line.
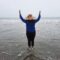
left=26, top=14, right=34, bottom=20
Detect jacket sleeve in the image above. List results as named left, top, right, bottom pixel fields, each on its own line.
left=19, top=12, right=26, bottom=23
left=34, top=12, right=41, bottom=23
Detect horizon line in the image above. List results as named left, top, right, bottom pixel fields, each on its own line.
left=0, top=17, right=60, bottom=19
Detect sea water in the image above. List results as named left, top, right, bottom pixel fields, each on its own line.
left=0, top=19, right=60, bottom=60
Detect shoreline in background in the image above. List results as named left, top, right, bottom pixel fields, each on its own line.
left=0, top=17, right=60, bottom=20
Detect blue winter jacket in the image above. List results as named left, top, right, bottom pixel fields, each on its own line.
left=19, top=13, right=41, bottom=32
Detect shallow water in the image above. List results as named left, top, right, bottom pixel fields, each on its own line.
left=0, top=19, right=60, bottom=60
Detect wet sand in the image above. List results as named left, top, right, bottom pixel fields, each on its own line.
left=0, top=19, right=60, bottom=60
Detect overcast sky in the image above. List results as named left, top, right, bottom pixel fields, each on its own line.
left=0, top=0, right=60, bottom=18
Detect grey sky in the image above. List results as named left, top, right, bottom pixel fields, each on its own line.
left=0, top=0, right=60, bottom=18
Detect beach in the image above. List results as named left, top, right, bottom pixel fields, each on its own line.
left=0, top=19, right=60, bottom=60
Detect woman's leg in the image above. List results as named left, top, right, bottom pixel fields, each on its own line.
left=32, top=40, right=34, bottom=47
left=26, top=32, right=31, bottom=48
left=28, top=38, right=31, bottom=47
left=31, top=32, right=36, bottom=47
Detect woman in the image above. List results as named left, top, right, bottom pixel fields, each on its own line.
left=19, top=10, right=41, bottom=49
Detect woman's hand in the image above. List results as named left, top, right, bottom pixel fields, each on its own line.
left=39, top=11, right=41, bottom=14
left=19, top=10, right=21, bottom=15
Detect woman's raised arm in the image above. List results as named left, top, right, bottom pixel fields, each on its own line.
left=35, top=11, right=41, bottom=23
left=19, top=10, right=26, bottom=23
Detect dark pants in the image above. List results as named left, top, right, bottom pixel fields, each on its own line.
left=26, top=31, right=36, bottom=47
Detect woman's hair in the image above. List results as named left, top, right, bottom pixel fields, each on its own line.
left=26, top=14, right=35, bottom=19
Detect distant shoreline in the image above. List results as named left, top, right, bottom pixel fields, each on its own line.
left=0, top=17, right=60, bottom=20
